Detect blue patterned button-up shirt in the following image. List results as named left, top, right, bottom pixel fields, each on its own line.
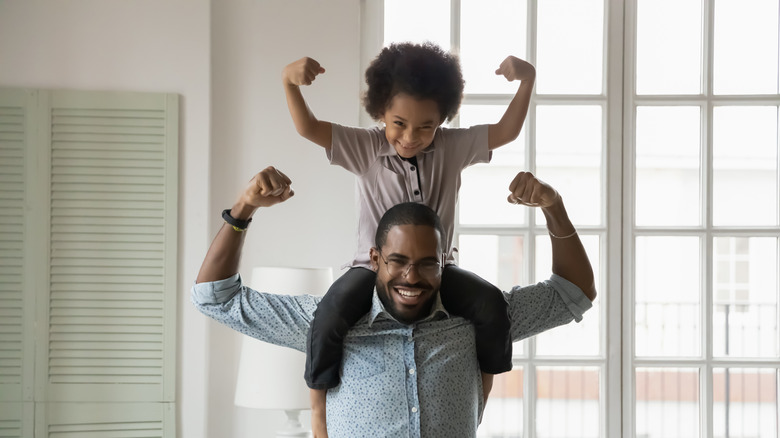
left=192, top=273, right=591, bottom=437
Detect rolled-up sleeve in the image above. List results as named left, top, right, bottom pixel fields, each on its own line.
left=505, top=274, right=593, bottom=342
left=191, top=274, right=320, bottom=352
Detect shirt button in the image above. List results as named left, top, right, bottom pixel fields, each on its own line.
left=409, top=368, right=415, bottom=375
left=410, top=166, right=416, bottom=171
left=413, top=190, right=420, bottom=196
left=411, top=407, right=418, bottom=413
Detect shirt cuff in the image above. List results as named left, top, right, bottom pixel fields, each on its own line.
left=545, top=274, right=593, bottom=322
left=191, top=273, right=242, bottom=304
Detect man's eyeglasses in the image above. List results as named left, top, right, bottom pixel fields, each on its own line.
left=378, top=251, right=442, bottom=279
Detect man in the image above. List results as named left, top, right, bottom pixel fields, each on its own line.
left=193, top=166, right=596, bottom=437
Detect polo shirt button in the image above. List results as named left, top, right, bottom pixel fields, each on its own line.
left=411, top=407, right=418, bottom=413
left=409, top=368, right=415, bottom=375
left=414, top=190, right=420, bottom=196
left=410, top=166, right=416, bottom=171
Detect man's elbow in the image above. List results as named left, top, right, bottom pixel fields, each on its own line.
left=581, top=282, right=597, bottom=302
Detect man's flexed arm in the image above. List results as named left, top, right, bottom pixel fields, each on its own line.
left=196, top=166, right=295, bottom=284
left=508, top=172, right=597, bottom=301
left=282, top=57, right=333, bottom=149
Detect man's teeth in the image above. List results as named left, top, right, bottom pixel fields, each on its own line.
left=396, top=288, right=422, bottom=297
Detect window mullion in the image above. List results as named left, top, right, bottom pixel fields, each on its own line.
left=703, top=0, right=715, bottom=436
left=451, top=0, right=460, bottom=56
left=621, top=0, right=638, bottom=436
left=606, top=0, right=627, bottom=435
left=526, top=1, right=538, bottom=435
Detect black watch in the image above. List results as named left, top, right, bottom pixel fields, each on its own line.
left=222, top=209, right=252, bottom=231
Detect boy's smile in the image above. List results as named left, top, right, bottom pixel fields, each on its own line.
left=381, top=93, right=443, bottom=159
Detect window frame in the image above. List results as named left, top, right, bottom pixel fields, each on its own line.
left=361, top=0, right=780, bottom=436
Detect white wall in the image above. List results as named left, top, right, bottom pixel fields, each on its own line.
left=0, top=0, right=360, bottom=437
left=209, top=1, right=359, bottom=437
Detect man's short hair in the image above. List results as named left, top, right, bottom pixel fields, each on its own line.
left=375, top=202, right=444, bottom=250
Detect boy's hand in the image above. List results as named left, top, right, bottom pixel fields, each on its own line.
left=283, top=57, right=326, bottom=87
left=495, top=56, right=536, bottom=82
left=507, top=171, right=559, bottom=208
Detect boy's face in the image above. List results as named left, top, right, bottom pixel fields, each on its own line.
left=369, top=224, right=443, bottom=324
left=380, top=93, right=443, bottom=159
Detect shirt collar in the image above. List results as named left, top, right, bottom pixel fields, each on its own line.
left=366, top=287, right=450, bottom=327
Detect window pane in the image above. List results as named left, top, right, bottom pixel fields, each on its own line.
left=458, top=234, right=526, bottom=356
left=713, top=368, right=779, bottom=438
left=635, top=236, right=701, bottom=357
left=535, top=234, right=601, bottom=357
left=536, top=366, right=600, bottom=438
left=460, top=104, right=526, bottom=167
left=458, top=234, right=526, bottom=293
left=713, top=106, right=778, bottom=226
left=536, top=0, right=604, bottom=94
left=478, top=368, right=525, bottom=438
left=384, top=0, right=450, bottom=49
left=461, top=0, right=527, bottom=94
left=460, top=165, right=528, bottom=225
left=636, top=367, right=700, bottom=438
left=636, top=0, right=702, bottom=95
left=459, top=104, right=526, bottom=225
left=635, top=106, right=701, bottom=226
left=536, top=105, right=602, bottom=226
left=714, top=0, right=779, bottom=94
left=713, top=237, right=779, bottom=358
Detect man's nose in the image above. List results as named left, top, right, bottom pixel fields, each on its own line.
left=402, top=263, right=422, bottom=281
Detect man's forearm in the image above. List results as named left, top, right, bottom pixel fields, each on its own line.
left=195, top=202, right=255, bottom=284
left=542, top=198, right=597, bottom=301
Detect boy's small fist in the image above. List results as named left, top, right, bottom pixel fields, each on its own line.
left=283, top=57, right=326, bottom=86
left=495, top=56, right=536, bottom=82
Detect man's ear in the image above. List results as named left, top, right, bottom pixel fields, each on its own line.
left=369, top=247, right=380, bottom=272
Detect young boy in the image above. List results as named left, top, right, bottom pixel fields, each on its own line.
left=282, top=42, right=535, bottom=435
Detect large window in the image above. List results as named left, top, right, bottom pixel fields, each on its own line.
left=366, top=0, right=780, bottom=436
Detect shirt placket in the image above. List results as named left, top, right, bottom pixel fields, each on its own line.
left=403, top=159, right=423, bottom=203
left=403, top=326, right=421, bottom=438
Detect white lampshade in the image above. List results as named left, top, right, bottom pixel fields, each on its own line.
left=234, top=266, right=333, bottom=411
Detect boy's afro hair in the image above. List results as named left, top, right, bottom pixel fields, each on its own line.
left=363, top=41, right=464, bottom=123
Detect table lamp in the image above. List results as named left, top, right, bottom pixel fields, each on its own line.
left=234, top=266, right=333, bottom=438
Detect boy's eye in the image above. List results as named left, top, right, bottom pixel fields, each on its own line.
left=394, top=121, right=405, bottom=126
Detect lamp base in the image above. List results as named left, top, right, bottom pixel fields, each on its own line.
left=276, top=409, right=311, bottom=438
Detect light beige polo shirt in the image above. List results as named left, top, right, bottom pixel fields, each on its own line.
left=328, top=123, right=491, bottom=269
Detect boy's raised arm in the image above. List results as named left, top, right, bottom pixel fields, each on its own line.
left=282, top=57, right=333, bottom=150
left=488, top=56, right=536, bottom=150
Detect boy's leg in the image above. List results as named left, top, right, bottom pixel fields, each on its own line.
left=440, top=264, right=512, bottom=374
left=305, top=267, right=377, bottom=389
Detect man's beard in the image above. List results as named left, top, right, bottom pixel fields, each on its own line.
left=375, top=278, right=436, bottom=325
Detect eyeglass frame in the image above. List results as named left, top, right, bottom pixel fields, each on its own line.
left=376, top=250, right=444, bottom=279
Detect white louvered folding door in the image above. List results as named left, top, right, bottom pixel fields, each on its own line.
left=0, top=88, right=178, bottom=438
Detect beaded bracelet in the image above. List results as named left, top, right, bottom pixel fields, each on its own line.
left=548, top=229, right=578, bottom=239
